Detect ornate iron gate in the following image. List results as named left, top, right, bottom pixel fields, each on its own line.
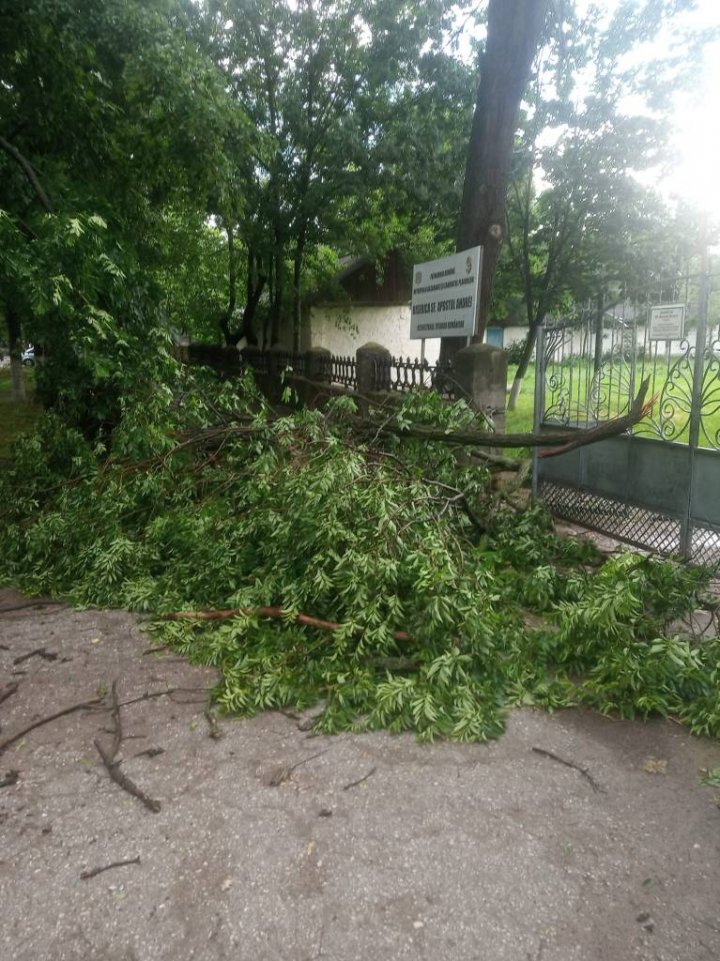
left=533, top=270, right=720, bottom=565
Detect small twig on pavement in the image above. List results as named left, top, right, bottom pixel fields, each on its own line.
left=94, top=681, right=161, bottom=814
left=80, top=856, right=141, bottom=880
left=532, top=746, right=604, bottom=793
left=118, top=688, right=213, bottom=709
left=13, top=647, right=59, bottom=665
left=0, top=696, right=105, bottom=756
left=342, top=766, right=377, bottom=791
left=133, top=747, right=165, bottom=759
left=268, top=749, right=328, bottom=787
left=0, top=682, right=19, bottom=706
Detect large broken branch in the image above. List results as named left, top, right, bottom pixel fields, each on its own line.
left=352, top=377, right=651, bottom=453
left=160, top=605, right=412, bottom=642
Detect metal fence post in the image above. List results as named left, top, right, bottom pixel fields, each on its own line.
left=532, top=324, right=546, bottom=502
left=680, top=259, right=711, bottom=559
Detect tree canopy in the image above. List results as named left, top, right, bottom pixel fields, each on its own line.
left=1, top=0, right=716, bottom=420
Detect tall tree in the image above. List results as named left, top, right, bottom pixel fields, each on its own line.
left=440, top=0, right=549, bottom=364
left=207, top=0, right=477, bottom=349
left=0, top=0, right=234, bottom=425
left=501, top=0, right=713, bottom=408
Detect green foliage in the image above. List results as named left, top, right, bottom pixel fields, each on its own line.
left=0, top=0, right=237, bottom=429
left=0, top=379, right=717, bottom=742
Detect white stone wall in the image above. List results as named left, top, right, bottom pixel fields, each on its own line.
left=310, top=309, right=704, bottom=361
left=503, top=326, right=529, bottom=347
left=309, top=304, right=440, bottom=363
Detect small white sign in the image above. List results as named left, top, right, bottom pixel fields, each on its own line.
left=410, top=246, right=482, bottom=340
left=649, top=303, right=685, bottom=340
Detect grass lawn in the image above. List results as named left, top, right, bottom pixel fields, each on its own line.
left=0, top=367, right=42, bottom=461
left=505, top=364, right=535, bottom=435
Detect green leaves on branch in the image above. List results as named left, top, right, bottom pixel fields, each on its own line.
left=0, top=380, right=717, bottom=742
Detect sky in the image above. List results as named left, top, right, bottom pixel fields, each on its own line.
left=661, top=2, right=720, bottom=218
left=582, top=0, right=720, bottom=221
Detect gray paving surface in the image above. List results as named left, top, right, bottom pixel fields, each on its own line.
left=1, top=587, right=719, bottom=961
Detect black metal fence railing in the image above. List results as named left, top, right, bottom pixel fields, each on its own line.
left=534, top=270, right=720, bottom=564
left=328, top=355, right=357, bottom=390
left=180, top=344, right=460, bottom=403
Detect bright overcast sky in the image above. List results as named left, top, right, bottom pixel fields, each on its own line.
left=575, top=0, right=720, bottom=219
left=660, top=0, right=720, bottom=219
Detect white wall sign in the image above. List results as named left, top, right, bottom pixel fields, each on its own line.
left=410, top=246, right=482, bottom=340
left=649, top=303, right=685, bottom=340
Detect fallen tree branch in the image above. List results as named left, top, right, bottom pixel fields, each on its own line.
left=117, top=687, right=213, bottom=709
left=466, top=449, right=525, bottom=469
left=94, top=739, right=162, bottom=813
left=160, top=605, right=412, bottom=642
left=13, top=647, right=59, bottom=665
left=267, top=749, right=328, bottom=787
left=80, top=856, right=141, bottom=880
left=343, top=766, right=376, bottom=791
left=532, top=746, right=604, bottom=793
left=0, top=682, right=19, bottom=706
left=94, top=681, right=161, bottom=813
left=0, top=696, right=105, bottom=756
left=350, top=378, right=650, bottom=452
left=538, top=382, right=654, bottom=458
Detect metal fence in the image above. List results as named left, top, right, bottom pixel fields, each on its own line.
left=534, top=270, right=720, bottom=565
left=374, top=356, right=457, bottom=400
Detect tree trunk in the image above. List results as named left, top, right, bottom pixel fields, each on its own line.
left=292, top=226, right=307, bottom=354
left=219, top=226, right=238, bottom=346
left=442, top=0, right=548, bottom=363
left=507, top=324, right=538, bottom=411
left=6, top=302, right=26, bottom=402
left=270, top=231, right=285, bottom=347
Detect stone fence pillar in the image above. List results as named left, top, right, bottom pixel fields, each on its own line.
left=453, top=339, right=507, bottom=432
left=306, top=346, right=332, bottom=383
left=356, top=342, right=392, bottom=416
left=303, top=346, right=332, bottom=407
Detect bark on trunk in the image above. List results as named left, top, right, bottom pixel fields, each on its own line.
left=270, top=233, right=285, bottom=347
left=292, top=226, right=307, bottom=354
left=442, top=0, right=548, bottom=364
left=219, top=226, right=238, bottom=346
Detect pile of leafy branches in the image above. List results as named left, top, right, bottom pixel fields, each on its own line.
left=1, top=370, right=718, bottom=741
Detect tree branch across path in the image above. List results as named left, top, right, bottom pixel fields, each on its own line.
left=172, top=375, right=650, bottom=459
left=352, top=377, right=650, bottom=454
